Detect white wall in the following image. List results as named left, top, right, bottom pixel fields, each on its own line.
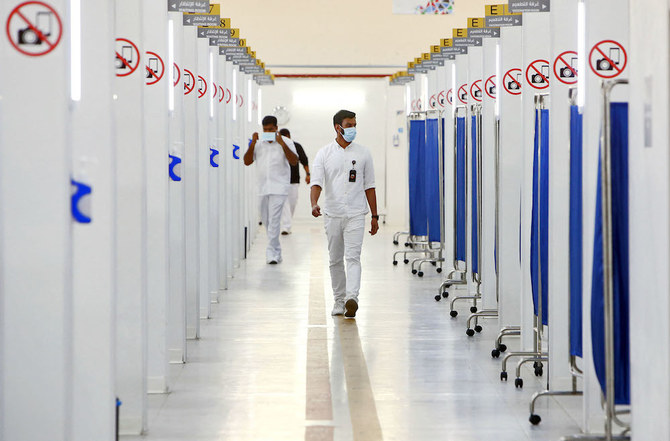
left=260, top=78, right=407, bottom=225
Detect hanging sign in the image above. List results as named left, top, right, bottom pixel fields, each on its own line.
left=452, top=29, right=483, bottom=47
left=485, top=75, right=497, bottom=99
left=467, top=17, right=500, bottom=38
left=503, top=68, right=522, bottom=95
left=115, top=38, right=140, bottom=77
left=589, top=40, right=627, bottom=79
left=167, top=0, right=209, bottom=13
left=183, top=13, right=219, bottom=26
left=553, top=50, right=578, bottom=85
left=484, top=4, right=522, bottom=27
left=508, top=0, right=550, bottom=13
left=145, top=51, right=165, bottom=85
left=458, top=84, right=469, bottom=104
left=470, top=80, right=483, bottom=102
left=183, top=68, right=195, bottom=95
left=5, top=1, right=63, bottom=57
left=526, top=59, right=550, bottom=89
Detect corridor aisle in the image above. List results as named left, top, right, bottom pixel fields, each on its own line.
left=125, top=222, right=581, bottom=441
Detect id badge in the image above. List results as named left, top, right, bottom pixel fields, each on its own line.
left=349, top=169, right=357, bottom=183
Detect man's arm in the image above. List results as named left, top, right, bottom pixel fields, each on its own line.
left=243, top=132, right=259, bottom=166
left=277, top=133, right=299, bottom=166
left=296, top=143, right=311, bottom=184
left=311, top=185, right=322, bottom=217
left=304, top=165, right=311, bottom=184
left=365, top=188, right=379, bottom=235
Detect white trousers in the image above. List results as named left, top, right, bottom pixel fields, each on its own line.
left=260, top=194, right=287, bottom=262
left=280, top=183, right=300, bottom=232
left=324, top=214, right=366, bottom=304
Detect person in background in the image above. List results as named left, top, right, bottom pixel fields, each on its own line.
left=310, top=110, right=379, bottom=319
left=244, top=115, right=298, bottom=264
left=279, top=128, right=310, bottom=235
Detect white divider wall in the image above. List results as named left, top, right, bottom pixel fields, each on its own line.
left=226, top=61, right=239, bottom=270
left=114, top=0, right=147, bottom=434
left=207, top=46, right=221, bottom=302
left=498, top=25, right=523, bottom=330
left=143, top=0, right=170, bottom=395
left=481, top=37, right=498, bottom=311
left=520, top=11, right=550, bottom=352
left=232, top=67, right=243, bottom=266
left=466, top=44, right=482, bottom=302
left=581, top=0, right=629, bottom=432
left=0, top=0, right=71, bottom=439
left=629, top=1, right=670, bottom=438
left=167, top=11, right=187, bottom=364
left=442, top=60, right=455, bottom=274
left=183, top=24, right=200, bottom=340
left=216, top=54, right=229, bottom=291
left=548, top=0, right=579, bottom=392
left=71, top=0, right=117, bottom=438
left=196, top=36, right=211, bottom=320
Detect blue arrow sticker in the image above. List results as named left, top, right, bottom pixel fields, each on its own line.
left=232, top=144, right=240, bottom=159
left=210, top=148, right=220, bottom=167
left=169, top=155, right=182, bottom=181
left=71, top=179, right=92, bottom=224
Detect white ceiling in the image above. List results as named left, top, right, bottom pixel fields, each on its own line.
left=215, top=0, right=494, bottom=75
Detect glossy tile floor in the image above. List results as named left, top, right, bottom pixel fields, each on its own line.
left=125, top=221, right=583, bottom=441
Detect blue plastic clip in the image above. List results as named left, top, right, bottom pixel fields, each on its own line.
left=210, top=148, right=220, bottom=167
left=232, top=144, right=240, bottom=159
left=169, top=155, right=182, bottom=181
left=71, top=179, right=92, bottom=224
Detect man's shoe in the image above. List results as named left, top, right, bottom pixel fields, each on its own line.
left=268, top=260, right=278, bottom=265
left=281, top=231, right=290, bottom=235
left=331, top=302, right=345, bottom=316
left=344, top=298, right=358, bottom=318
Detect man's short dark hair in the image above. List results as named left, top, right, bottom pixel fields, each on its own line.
left=333, top=110, right=356, bottom=127
left=279, top=128, right=291, bottom=137
left=262, top=115, right=278, bottom=126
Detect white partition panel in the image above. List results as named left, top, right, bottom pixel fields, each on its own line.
left=548, top=0, right=580, bottom=392
left=520, top=11, right=550, bottom=352
left=71, top=0, right=116, bottom=438
left=0, top=0, right=70, bottom=439
left=207, top=46, right=221, bottom=303
left=167, top=11, right=187, bottom=364
left=183, top=24, right=200, bottom=340
left=498, top=26, right=523, bottom=330
left=217, top=52, right=229, bottom=291
left=114, top=0, right=147, bottom=434
left=196, top=36, right=211, bottom=319
left=144, top=0, right=170, bottom=395
left=629, top=1, right=670, bottom=439
left=581, top=0, right=630, bottom=432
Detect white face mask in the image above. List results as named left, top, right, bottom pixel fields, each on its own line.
left=261, top=131, right=276, bottom=142
left=339, top=126, right=357, bottom=143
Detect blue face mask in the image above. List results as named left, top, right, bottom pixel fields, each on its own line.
left=339, top=126, right=357, bottom=143
left=261, top=131, right=276, bottom=142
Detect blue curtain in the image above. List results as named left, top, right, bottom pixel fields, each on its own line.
left=530, top=109, right=549, bottom=325
left=409, top=119, right=427, bottom=236
left=569, top=105, right=584, bottom=357
left=425, top=118, right=441, bottom=242
left=456, top=117, right=467, bottom=262
left=591, top=102, right=630, bottom=405
left=471, top=116, right=479, bottom=274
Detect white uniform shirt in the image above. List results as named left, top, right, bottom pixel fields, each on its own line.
left=253, top=136, right=297, bottom=196
left=310, top=140, right=375, bottom=218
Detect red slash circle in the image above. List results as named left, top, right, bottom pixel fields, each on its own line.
left=197, top=76, right=208, bottom=98
left=470, top=80, right=483, bottom=102
left=219, top=86, right=225, bottom=103
left=183, top=69, right=195, bottom=95
left=503, top=68, right=522, bottom=96
left=589, top=40, right=627, bottom=79
left=446, top=89, right=453, bottom=105
left=173, top=63, right=181, bottom=87
left=437, top=90, right=446, bottom=107
left=485, top=75, right=497, bottom=99
left=5, top=1, right=63, bottom=57
left=145, top=51, right=164, bottom=85
left=458, top=84, right=468, bottom=104
left=525, top=59, right=550, bottom=90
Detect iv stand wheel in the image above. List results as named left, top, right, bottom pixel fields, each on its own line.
left=393, top=240, right=399, bottom=245
left=500, top=371, right=508, bottom=381
left=436, top=267, right=442, bottom=273
left=514, top=378, right=523, bottom=389
left=450, top=310, right=458, bottom=318
left=529, top=414, right=541, bottom=425
left=474, top=325, right=483, bottom=333
left=491, top=349, right=500, bottom=358
left=404, top=259, right=409, bottom=264
left=418, top=271, right=424, bottom=277
left=434, top=294, right=442, bottom=302
left=466, top=328, right=475, bottom=337
left=442, top=291, right=449, bottom=298
left=534, top=366, right=544, bottom=377
left=393, top=260, right=398, bottom=266
left=470, top=306, right=478, bottom=313
left=498, top=343, right=507, bottom=353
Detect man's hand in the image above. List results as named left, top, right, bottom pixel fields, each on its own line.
left=275, top=131, right=284, bottom=144
left=369, top=218, right=379, bottom=236
left=252, top=132, right=259, bottom=143
left=312, top=205, right=322, bottom=218
left=305, top=175, right=311, bottom=185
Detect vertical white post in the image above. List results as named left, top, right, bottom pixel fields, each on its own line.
left=143, top=0, right=170, bottom=394
left=70, top=0, right=116, bottom=439
left=217, top=51, right=229, bottom=290
left=208, top=47, right=221, bottom=303
left=114, top=0, right=147, bottom=434
left=0, top=0, right=71, bottom=439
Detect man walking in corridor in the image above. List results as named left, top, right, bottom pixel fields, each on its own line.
left=244, top=115, right=298, bottom=264
left=310, top=110, right=379, bottom=318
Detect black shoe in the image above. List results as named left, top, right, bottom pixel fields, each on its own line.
left=344, top=299, right=358, bottom=318
left=268, top=260, right=278, bottom=265
left=281, top=231, right=289, bottom=235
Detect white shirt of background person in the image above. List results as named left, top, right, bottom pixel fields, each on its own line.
left=309, top=110, right=379, bottom=319
left=244, top=116, right=298, bottom=264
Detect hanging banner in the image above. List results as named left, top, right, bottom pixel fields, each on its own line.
left=393, top=0, right=454, bottom=15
